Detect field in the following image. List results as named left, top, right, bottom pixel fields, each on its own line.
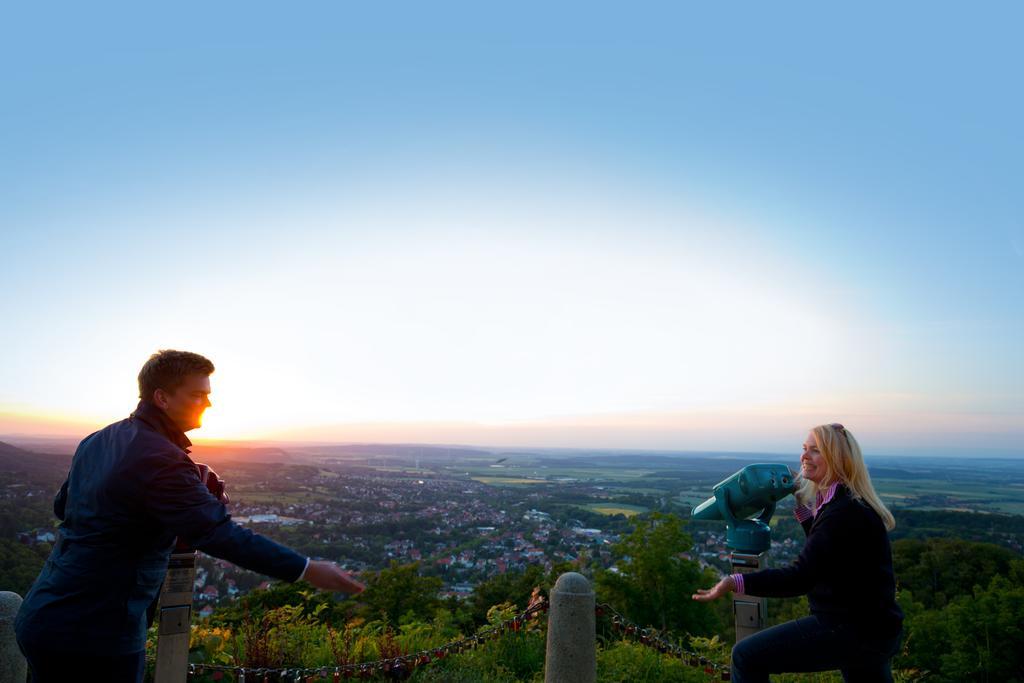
left=467, top=454, right=1024, bottom=516
left=288, top=446, right=1024, bottom=517
left=676, top=487, right=714, bottom=509
left=875, top=478, right=1024, bottom=516
left=470, top=476, right=548, bottom=485
left=583, top=503, right=648, bottom=517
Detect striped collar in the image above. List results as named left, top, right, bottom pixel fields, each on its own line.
left=813, top=481, right=841, bottom=517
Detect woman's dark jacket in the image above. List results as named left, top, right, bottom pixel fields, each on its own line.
left=15, top=401, right=307, bottom=655
left=742, top=485, right=903, bottom=637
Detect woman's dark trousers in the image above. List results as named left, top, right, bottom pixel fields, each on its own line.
left=731, top=615, right=900, bottom=683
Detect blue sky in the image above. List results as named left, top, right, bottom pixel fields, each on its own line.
left=1, top=3, right=1021, bottom=455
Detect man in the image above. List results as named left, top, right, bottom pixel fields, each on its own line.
left=15, top=350, right=364, bottom=682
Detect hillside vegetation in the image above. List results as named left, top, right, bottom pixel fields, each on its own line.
left=154, top=516, right=1023, bottom=682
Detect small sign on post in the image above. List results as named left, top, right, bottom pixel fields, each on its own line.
left=731, top=551, right=768, bottom=642
left=154, top=552, right=197, bottom=683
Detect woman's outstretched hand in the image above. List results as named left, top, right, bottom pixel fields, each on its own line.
left=691, top=576, right=735, bottom=602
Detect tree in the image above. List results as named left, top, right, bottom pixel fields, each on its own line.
left=0, top=539, right=51, bottom=595
left=899, top=573, right=1024, bottom=682
left=360, top=561, right=442, bottom=626
left=895, top=558, right=1024, bottom=682
left=893, top=538, right=1016, bottom=609
left=596, top=513, right=721, bottom=637
left=210, top=579, right=352, bottom=627
left=468, top=564, right=545, bottom=627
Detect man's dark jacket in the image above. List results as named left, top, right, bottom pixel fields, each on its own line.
left=15, top=401, right=307, bottom=655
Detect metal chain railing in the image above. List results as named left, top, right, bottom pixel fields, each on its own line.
left=181, top=598, right=549, bottom=682
left=171, top=596, right=731, bottom=681
left=595, top=602, right=731, bottom=681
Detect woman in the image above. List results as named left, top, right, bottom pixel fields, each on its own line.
left=692, top=423, right=903, bottom=682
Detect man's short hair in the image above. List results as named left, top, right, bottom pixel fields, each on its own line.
left=138, top=350, right=215, bottom=401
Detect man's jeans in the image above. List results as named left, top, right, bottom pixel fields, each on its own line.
left=731, top=615, right=901, bottom=683
left=18, top=636, right=145, bottom=683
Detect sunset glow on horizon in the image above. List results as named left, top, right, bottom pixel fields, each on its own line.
left=1, top=5, right=1021, bottom=457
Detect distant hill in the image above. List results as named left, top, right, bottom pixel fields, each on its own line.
left=0, top=440, right=29, bottom=457
left=0, top=440, right=72, bottom=476
left=296, top=443, right=494, bottom=459
left=0, top=438, right=295, bottom=470
left=188, top=443, right=294, bottom=465
left=0, top=436, right=80, bottom=455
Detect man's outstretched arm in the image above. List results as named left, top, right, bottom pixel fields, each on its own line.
left=144, top=454, right=363, bottom=593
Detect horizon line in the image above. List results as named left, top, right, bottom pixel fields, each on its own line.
left=2, top=432, right=1020, bottom=461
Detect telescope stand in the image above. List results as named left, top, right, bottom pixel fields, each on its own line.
left=730, top=551, right=768, bottom=643
left=154, top=552, right=197, bottom=683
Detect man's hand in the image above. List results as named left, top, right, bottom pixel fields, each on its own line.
left=303, top=560, right=366, bottom=594
left=195, top=463, right=229, bottom=503
left=691, top=576, right=735, bottom=602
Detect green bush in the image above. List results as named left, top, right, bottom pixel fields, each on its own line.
left=411, top=631, right=546, bottom=683
left=597, top=641, right=706, bottom=683
left=596, top=513, right=722, bottom=637
left=155, top=542, right=1024, bottom=683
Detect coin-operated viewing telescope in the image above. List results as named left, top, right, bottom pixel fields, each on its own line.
left=692, top=463, right=797, bottom=642
left=691, top=463, right=796, bottom=554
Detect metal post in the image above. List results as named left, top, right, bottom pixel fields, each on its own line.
left=730, top=551, right=768, bottom=642
left=544, top=572, right=596, bottom=683
left=154, top=552, right=197, bottom=683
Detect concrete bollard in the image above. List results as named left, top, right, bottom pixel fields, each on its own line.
left=544, top=572, right=596, bottom=683
left=0, top=592, right=27, bottom=683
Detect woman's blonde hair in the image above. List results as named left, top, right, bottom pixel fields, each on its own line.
left=796, top=423, right=895, bottom=531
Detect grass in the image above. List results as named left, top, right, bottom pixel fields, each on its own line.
left=462, top=465, right=658, bottom=482
left=584, top=503, right=648, bottom=517
left=873, top=478, right=1024, bottom=515
left=368, top=466, right=435, bottom=475
left=471, top=476, right=549, bottom=486
left=676, top=488, right=712, bottom=508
